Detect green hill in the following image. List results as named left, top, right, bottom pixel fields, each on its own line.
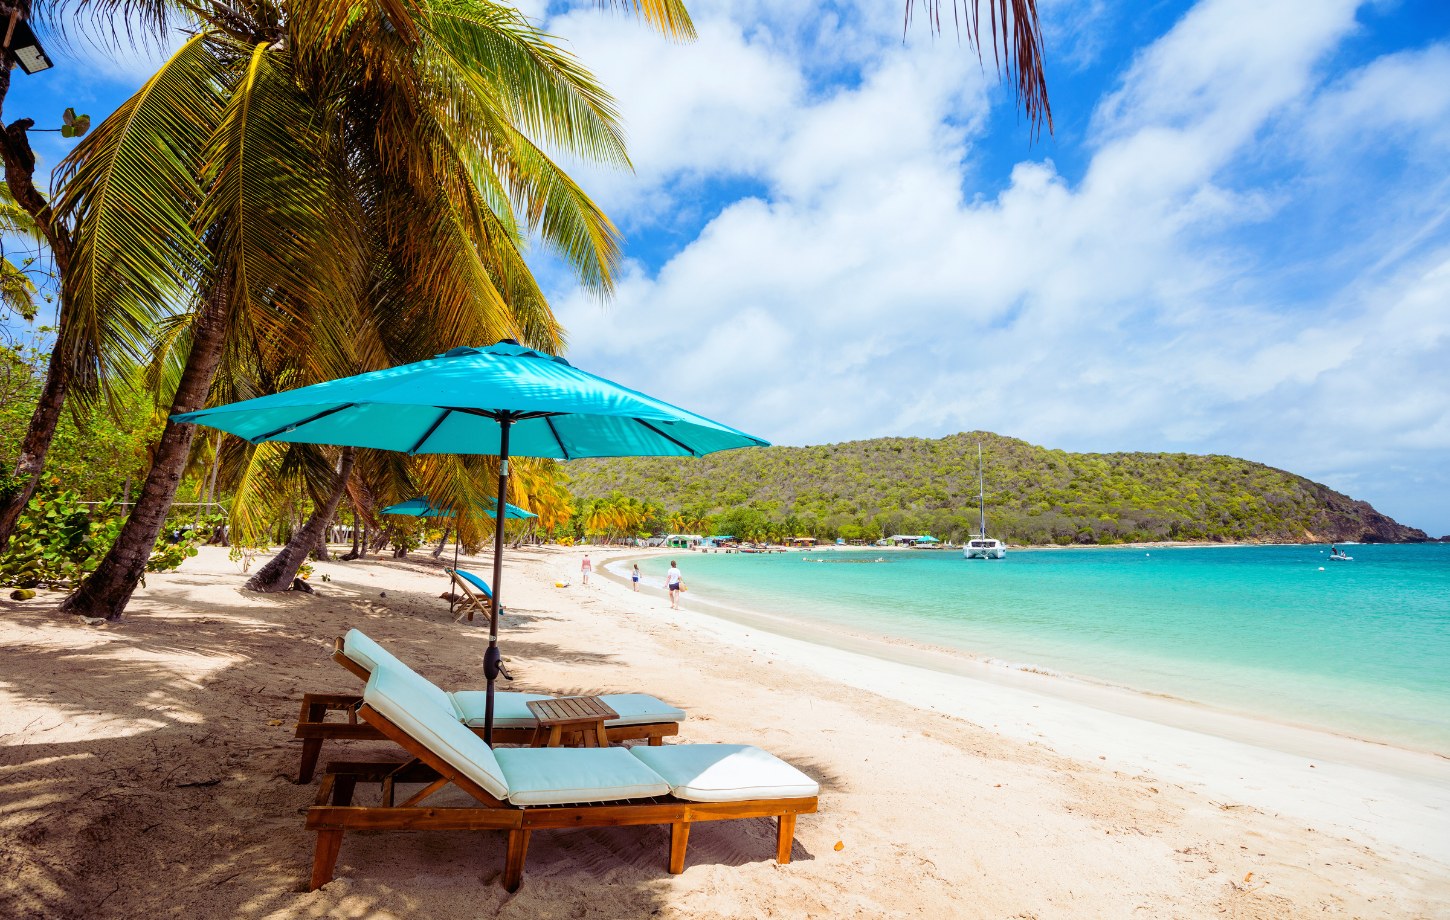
left=564, top=432, right=1426, bottom=545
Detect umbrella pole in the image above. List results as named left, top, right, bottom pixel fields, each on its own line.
left=482, top=417, right=512, bottom=746
left=450, top=526, right=460, bottom=618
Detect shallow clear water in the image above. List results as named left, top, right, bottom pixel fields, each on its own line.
left=631, top=544, right=1450, bottom=753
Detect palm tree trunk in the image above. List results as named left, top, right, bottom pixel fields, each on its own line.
left=246, top=448, right=354, bottom=592
left=0, top=348, right=71, bottom=550
left=0, top=106, right=77, bottom=555
left=60, top=286, right=230, bottom=620
left=431, top=524, right=451, bottom=558
left=345, top=505, right=361, bottom=559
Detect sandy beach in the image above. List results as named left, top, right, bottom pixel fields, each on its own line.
left=3, top=543, right=1448, bottom=919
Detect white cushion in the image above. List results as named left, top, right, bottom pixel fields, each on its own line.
left=342, top=628, right=403, bottom=674
left=344, top=629, right=453, bottom=715
left=363, top=666, right=510, bottom=801
left=630, top=744, right=818, bottom=803
left=449, top=691, right=552, bottom=729
left=494, top=747, right=671, bottom=806
left=598, top=693, right=686, bottom=726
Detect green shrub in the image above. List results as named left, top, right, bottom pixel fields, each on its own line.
left=0, top=481, right=200, bottom=589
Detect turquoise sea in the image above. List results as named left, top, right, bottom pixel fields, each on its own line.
left=630, top=543, right=1450, bottom=754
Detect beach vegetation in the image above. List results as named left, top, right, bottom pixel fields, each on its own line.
left=564, top=431, right=1428, bottom=545
left=0, top=479, right=198, bottom=589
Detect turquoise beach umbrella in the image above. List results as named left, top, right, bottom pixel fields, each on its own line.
left=172, top=342, right=765, bottom=458
left=173, top=340, right=768, bottom=743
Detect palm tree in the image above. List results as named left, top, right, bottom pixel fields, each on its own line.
left=56, top=0, right=680, bottom=618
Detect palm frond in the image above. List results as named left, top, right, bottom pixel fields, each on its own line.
left=0, top=260, right=39, bottom=320
left=485, top=121, right=621, bottom=295
left=0, top=187, right=47, bottom=243
left=53, top=31, right=221, bottom=382
left=196, top=40, right=363, bottom=359
left=905, top=0, right=1052, bottom=136
left=590, top=0, right=695, bottom=41
left=36, top=0, right=193, bottom=54
left=425, top=2, right=630, bottom=168
left=227, top=440, right=291, bottom=544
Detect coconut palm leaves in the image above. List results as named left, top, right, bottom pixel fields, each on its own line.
left=596, top=0, right=694, bottom=41
left=56, top=0, right=663, bottom=615
left=0, top=187, right=43, bottom=320
left=580, top=493, right=657, bottom=542
left=52, top=33, right=220, bottom=383
left=906, top=0, right=1051, bottom=134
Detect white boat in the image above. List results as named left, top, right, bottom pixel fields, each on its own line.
left=963, top=443, right=1006, bottom=560
left=1328, top=549, right=1353, bottom=561
left=964, top=537, right=1006, bottom=559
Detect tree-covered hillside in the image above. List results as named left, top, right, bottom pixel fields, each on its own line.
left=564, top=432, right=1426, bottom=545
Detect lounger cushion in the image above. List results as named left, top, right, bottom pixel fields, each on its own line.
left=364, top=666, right=510, bottom=801
left=345, top=630, right=454, bottom=715
left=343, top=628, right=403, bottom=674
left=494, top=747, right=671, bottom=806
left=452, top=569, right=493, bottom=597
left=597, top=693, right=687, bottom=726
left=450, top=691, right=552, bottom=729
left=630, top=744, right=819, bottom=803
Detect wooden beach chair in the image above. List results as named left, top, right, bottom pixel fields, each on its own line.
left=444, top=567, right=493, bottom=622
left=306, top=665, right=819, bottom=891
left=293, top=629, right=685, bottom=782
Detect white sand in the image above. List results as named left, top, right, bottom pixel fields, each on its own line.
left=2, top=543, right=1447, bottom=918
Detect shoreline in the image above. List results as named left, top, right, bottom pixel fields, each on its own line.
left=4, top=544, right=1448, bottom=917
left=600, top=547, right=1449, bottom=764
left=591, top=545, right=1450, bottom=862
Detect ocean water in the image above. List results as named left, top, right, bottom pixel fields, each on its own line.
left=629, top=543, right=1450, bottom=754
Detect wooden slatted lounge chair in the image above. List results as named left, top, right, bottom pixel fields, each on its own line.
left=294, top=629, right=685, bottom=782
left=307, top=665, right=819, bottom=891
left=444, top=567, right=493, bottom=622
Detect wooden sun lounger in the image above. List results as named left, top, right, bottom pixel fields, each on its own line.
left=444, top=567, right=492, bottom=622
left=294, top=634, right=682, bottom=782
left=306, top=667, right=818, bottom=891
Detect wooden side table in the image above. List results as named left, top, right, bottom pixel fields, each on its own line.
left=526, top=696, right=620, bottom=748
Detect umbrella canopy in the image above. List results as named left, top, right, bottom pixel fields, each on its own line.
left=173, top=342, right=766, bottom=458
left=173, top=340, right=767, bottom=743
left=382, top=496, right=537, bottom=519
left=915, top=535, right=940, bottom=543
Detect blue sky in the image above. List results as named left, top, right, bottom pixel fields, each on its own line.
left=7, top=0, right=1450, bottom=535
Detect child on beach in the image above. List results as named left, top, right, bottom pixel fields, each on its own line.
left=631, top=564, right=640, bottom=591
left=666, top=561, right=682, bottom=609
left=581, top=555, right=592, bottom=585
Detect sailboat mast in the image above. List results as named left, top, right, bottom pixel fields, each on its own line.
left=977, top=442, right=986, bottom=537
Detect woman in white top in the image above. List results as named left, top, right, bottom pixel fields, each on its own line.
left=666, top=561, right=682, bottom=609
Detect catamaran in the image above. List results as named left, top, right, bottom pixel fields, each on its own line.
left=963, top=443, right=1006, bottom=560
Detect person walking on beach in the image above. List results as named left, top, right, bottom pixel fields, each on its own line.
left=631, top=564, right=641, bottom=591
left=666, top=561, right=682, bottom=609
left=581, top=555, right=592, bottom=585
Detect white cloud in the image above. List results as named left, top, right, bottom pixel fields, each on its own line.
left=544, top=0, right=1450, bottom=533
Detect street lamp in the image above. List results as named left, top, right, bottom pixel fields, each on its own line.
left=4, top=12, right=53, bottom=75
